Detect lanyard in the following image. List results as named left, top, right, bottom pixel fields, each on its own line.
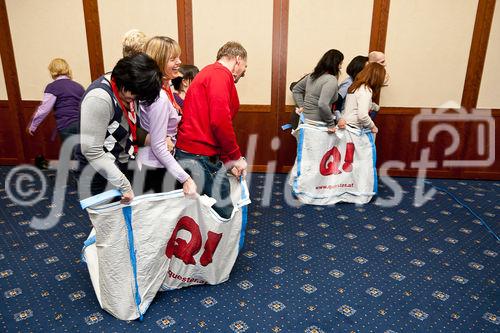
left=111, top=78, right=138, bottom=154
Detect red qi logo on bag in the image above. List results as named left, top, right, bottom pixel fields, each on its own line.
left=320, top=143, right=355, bottom=176
left=165, top=216, right=223, bottom=266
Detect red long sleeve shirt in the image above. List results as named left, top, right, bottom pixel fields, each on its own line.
left=176, top=62, right=242, bottom=162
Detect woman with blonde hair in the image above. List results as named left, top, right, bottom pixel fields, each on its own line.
left=138, top=36, right=196, bottom=195
left=27, top=58, right=85, bottom=143
left=144, top=36, right=182, bottom=111
left=338, top=62, right=386, bottom=135
left=121, top=29, right=147, bottom=57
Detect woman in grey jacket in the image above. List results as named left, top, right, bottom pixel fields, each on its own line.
left=292, top=49, right=344, bottom=132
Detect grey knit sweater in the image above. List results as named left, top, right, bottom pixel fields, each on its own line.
left=292, top=73, right=338, bottom=127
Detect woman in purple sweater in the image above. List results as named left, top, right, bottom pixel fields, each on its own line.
left=139, top=36, right=197, bottom=196
left=27, top=58, right=85, bottom=142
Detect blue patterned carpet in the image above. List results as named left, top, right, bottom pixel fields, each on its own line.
left=0, top=166, right=498, bottom=332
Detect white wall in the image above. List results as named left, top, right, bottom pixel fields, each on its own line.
left=3, top=0, right=499, bottom=110
left=98, top=0, right=178, bottom=73
left=477, top=3, right=500, bottom=109
left=287, top=0, right=373, bottom=105
left=6, top=0, right=90, bottom=100
left=381, top=0, right=478, bottom=107
left=193, top=0, right=273, bottom=105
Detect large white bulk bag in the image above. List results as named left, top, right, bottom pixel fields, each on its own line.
left=289, top=120, right=377, bottom=205
left=81, top=178, right=250, bottom=321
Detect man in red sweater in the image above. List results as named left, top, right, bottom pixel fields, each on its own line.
left=176, top=41, right=248, bottom=218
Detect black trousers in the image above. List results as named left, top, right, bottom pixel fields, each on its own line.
left=87, top=162, right=133, bottom=197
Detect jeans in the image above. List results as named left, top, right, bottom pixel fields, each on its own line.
left=58, top=121, right=79, bottom=142
left=59, top=121, right=79, bottom=160
left=175, top=150, right=234, bottom=219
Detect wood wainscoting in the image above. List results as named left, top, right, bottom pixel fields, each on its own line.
left=1, top=102, right=499, bottom=180
left=270, top=105, right=499, bottom=179
left=0, top=101, right=19, bottom=164
left=21, top=101, right=62, bottom=162
left=0, top=100, right=61, bottom=164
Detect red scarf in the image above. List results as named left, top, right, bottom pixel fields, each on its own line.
left=163, top=83, right=182, bottom=114
left=111, top=78, right=138, bottom=154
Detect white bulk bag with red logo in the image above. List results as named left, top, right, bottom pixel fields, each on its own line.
left=80, top=178, right=250, bottom=321
left=289, top=120, right=377, bottom=205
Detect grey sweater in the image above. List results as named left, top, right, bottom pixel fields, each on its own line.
left=292, top=73, right=338, bottom=127
left=80, top=87, right=133, bottom=194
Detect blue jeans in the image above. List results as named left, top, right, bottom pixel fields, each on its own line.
left=58, top=121, right=79, bottom=143
left=59, top=121, right=79, bottom=160
left=175, top=150, right=234, bottom=219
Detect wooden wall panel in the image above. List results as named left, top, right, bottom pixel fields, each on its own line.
left=0, top=0, right=26, bottom=163
left=462, top=0, right=496, bottom=108
left=177, top=0, right=193, bottom=65
left=275, top=107, right=500, bottom=179
left=478, top=0, right=500, bottom=108
left=0, top=100, right=62, bottom=164
left=83, top=0, right=104, bottom=81
left=233, top=110, right=277, bottom=170
left=277, top=108, right=297, bottom=171
left=0, top=55, right=7, bottom=100
left=372, top=108, right=500, bottom=179
left=21, top=101, right=61, bottom=161
left=273, top=0, right=292, bottom=170
left=369, top=0, right=390, bottom=52
left=0, top=101, right=18, bottom=163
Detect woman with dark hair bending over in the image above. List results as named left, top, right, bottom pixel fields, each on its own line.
left=78, top=53, right=162, bottom=203
left=292, top=49, right=344, bottom=132
left=338, top=62, right=386, bottom=138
